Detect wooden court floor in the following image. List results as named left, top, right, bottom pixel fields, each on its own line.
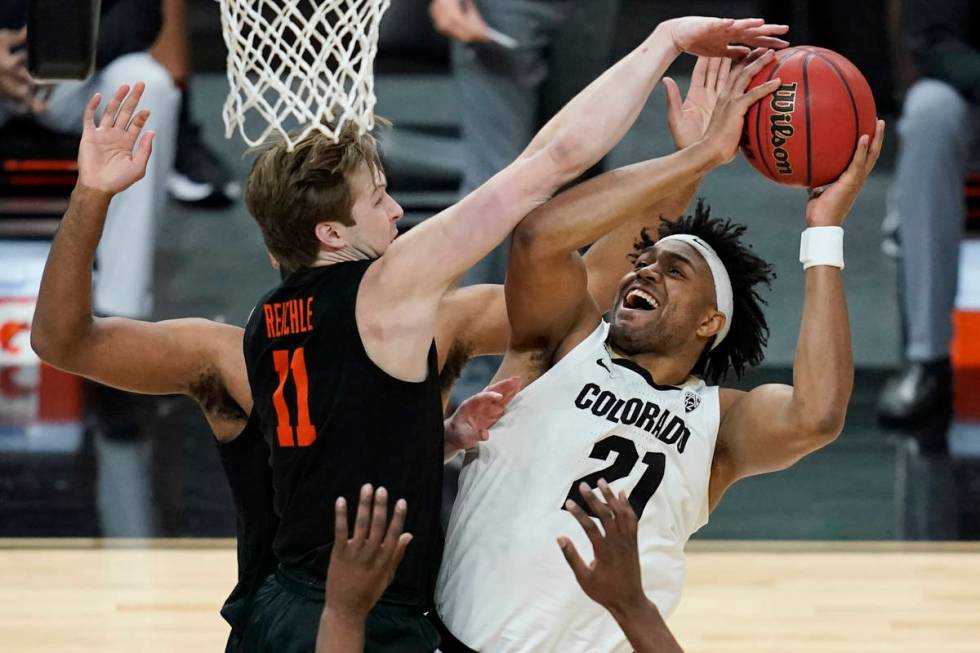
left=2, top=540, right=978, bottom=652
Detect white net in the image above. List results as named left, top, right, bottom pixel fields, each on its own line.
left=219, top=0, right=391, bottom=151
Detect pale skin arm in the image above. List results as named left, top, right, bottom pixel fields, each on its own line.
left=709, top=120, right=886, bottom=508
left=30, top=84, right=250, bottom=440
left=501, top=52, right=781, bottom=376
left=433, top=56, right=768, bottom=375
left=559, top=480, right=684, bottom=653
left=359, top=19, right=790, bottom=382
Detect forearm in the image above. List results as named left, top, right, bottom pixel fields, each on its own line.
left=518, top=142, right=720, bottom=258
left=316, top=608, right=366, bottom=653
left=790, top=267, right=853, bottom=435
left=31, top=186, right=110, bottom=362
left=608, top=598, right=684, bottom=653
left=522, top=26, right=680, bottom=179
left=585, top=179, right=702, bottom=311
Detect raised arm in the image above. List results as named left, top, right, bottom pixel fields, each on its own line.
left=359, top=19, right=788, bottom=380
left=30, top=84, right=250, bottom=440
left=560, top=480, right=684, bottom=653
left=710, top=120, right=886, bottom=505
left=586, top=56, right=736, bottom=308
left=316, top=485, right=412, bottom=653
left=503, top=52, right=781, bottom=365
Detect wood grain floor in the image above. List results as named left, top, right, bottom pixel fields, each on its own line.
left=2, top=541, right=979, bottom=652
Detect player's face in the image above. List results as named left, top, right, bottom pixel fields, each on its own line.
left=608, top=241, right=718, bottom=355
left=347, top=162, right=403, bottom=257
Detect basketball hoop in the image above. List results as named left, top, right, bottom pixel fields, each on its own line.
left=218, top=0, right=391, bottom=151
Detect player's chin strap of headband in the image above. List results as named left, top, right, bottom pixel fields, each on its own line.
left=657, top=235, right=733, bottom=350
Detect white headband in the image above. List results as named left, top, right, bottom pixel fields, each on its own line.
left=657, top=234, right=733, bottom=350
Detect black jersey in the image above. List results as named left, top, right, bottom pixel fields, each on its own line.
left=216, top=411, right=278, bottom=653
left=243, top=260, right=445, bottom=606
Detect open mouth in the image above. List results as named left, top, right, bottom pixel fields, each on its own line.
left=622, top=288, right=660, bottom=311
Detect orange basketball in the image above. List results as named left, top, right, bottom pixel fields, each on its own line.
left=740, top=46, right=877, bottom=188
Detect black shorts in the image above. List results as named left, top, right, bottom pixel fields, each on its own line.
left=241, top=566, right=440, bottom=653
left=428, top=613, right=479, bottom=653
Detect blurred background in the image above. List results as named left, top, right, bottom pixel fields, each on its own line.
left=0, top=0, right=978, bottom=544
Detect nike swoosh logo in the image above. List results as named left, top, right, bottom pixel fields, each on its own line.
left=596, top=358, right=611, bottom=373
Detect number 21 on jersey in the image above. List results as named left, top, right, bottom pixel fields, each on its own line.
left=272, top=347, right=317, bottom=447
left=563, top=434, right=665, bottom=519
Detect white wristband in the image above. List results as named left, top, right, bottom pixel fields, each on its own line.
left=799, top=226, right=844, bottom=270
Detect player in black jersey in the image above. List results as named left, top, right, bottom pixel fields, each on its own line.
left=240, top=17, right=790, bottom=652
left=29, top=84, right=514, bottom=652
left=34, top=23, right=789, bottom=647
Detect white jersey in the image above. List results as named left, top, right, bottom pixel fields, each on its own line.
left=436, top=321, right=720, bottom=653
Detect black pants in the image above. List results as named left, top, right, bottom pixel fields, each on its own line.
left=241, top=567, right=440, bottom=653
left=428, top=613, right=479, bottom=653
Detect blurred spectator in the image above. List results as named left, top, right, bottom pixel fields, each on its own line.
left=878, top=0, right=980, bottom=424
left=429, top=0, right=620, bottom=399
left=150, top=0, right=240, bottom=207
left=0, top=0, right=179, bottom=320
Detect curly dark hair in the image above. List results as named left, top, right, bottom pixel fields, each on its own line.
left=631, top=199, right=775, bottom=385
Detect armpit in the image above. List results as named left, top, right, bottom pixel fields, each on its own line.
left=190, top=367, right=248, bottom=423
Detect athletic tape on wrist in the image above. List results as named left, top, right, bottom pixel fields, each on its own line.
left=658, top=234, right=733, bottom=350
left=799, top=226, right=845, bottom=270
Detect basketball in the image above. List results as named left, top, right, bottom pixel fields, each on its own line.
left=740, top=46, right=877, bottom=188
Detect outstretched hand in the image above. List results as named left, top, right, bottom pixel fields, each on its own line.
left=699, top=48, right=781, bottom=164
left=661, top=17, right=788, bottom=59
left=444, top=376, right=521, bottom=453
left=805, top=119, right=886, bottom=227
left=77, top=83, right=154, bottom=196
left=559, top=480, right=647, bottom=615
left=326, top=485, right=413, bottom=619
left=663, top=57, right=731, bottom=150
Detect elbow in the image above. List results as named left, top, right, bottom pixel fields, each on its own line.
left=799, top=408, right=848, bottom=450
left=543, top=132, right=589, bottom=184
left=29, top=323, right=75, bottom=370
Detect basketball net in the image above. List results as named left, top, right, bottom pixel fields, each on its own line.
left=218, top=0, right=391, bottom=151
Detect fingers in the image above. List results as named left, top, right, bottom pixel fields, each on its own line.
left=704, top=57, right=721, bottom=92
left=116, top=81, right=145, bottom=131
left=744, top=78, right=782, bottom=105
left=609, top=488, right=639, bottom=536
left=486, top=376, right=521, bottom=404
left=595, top=479, right=621, bottom=534
left=565, top=497, right=603, bottom=552
left=367, top=486, right=388, bottom=548
left=352, top=483, right=373, bottom=543
left=691, top=56, right=708, bottom=89
left=333, top=496, right=349, bottom=554
left=662, top=77, right=682, bottom=127
left=716, top=57, right=732, bottom=91
left=134, top=131, right=154, bottom=171
left=7, top=27, right=27, bottom=48
left=82, top=92, right=101, bottom=128
left=129, top=109, right=151, bottom=137
left=557, top=536, right=590, bottom=583
left=866, top=119, right=886, bottom=171
left=748, top=36, right=791, bottom=49
left=730, top=49, right=774, bottom=95
left=99, top=84, right=129, bottom=128
left=724, top=45, right=751, bottom=60
left=391, top=532, right=414, bottom=569
left=383, top=497, right=408, bottom=551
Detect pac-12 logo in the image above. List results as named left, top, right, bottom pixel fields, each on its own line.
left=683, top=391, right=701, bottom=413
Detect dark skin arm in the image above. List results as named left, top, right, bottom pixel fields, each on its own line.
left=29, top=83, right=250, bottom=441
left=316, top=485, right=412, bottom=653
left=709, top=121, right=886, bottom=508
left=434, top=57, right=742, bottom=400
left=559, top=480, right=684, bottom=653
left=496, top=52, right=779, bottom=386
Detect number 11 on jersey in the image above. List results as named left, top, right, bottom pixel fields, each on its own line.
left=272, top=347, right=317, bottom=447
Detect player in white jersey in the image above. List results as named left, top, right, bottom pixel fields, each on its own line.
left=435, top=48, right=887, bottom=651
